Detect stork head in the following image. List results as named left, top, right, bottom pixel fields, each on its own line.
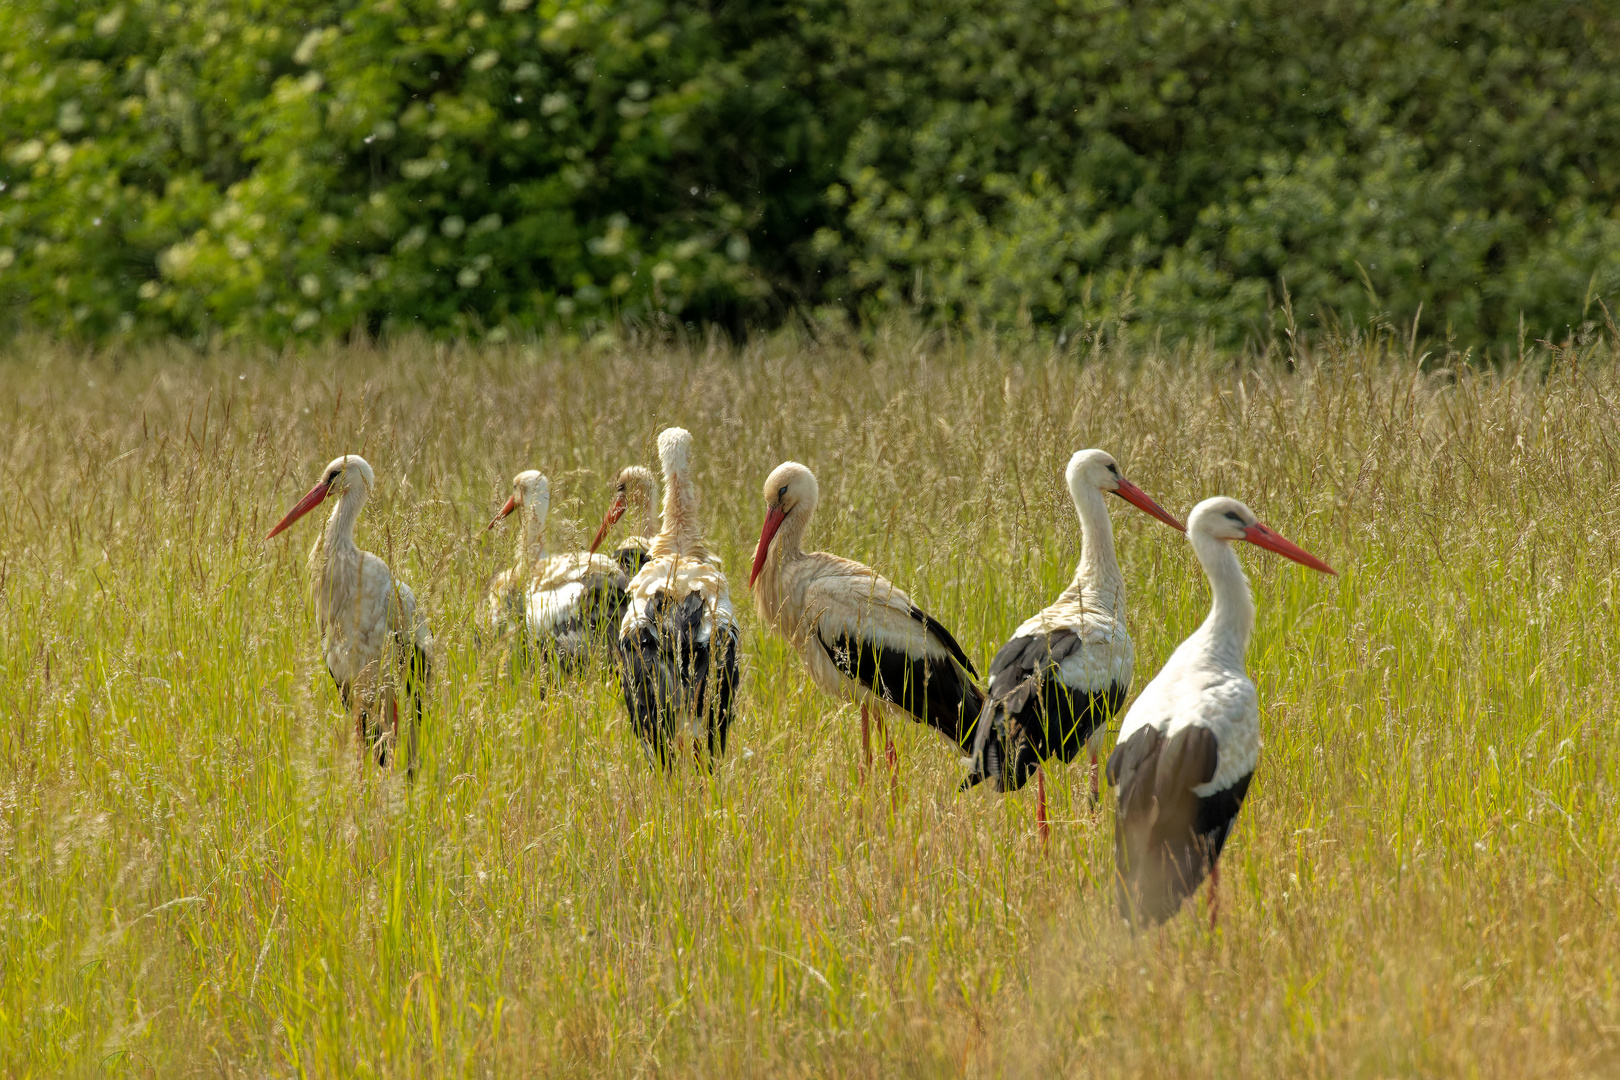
left=590, top=465, right=656, bottom=553
left=750, top=460, right=816, bottom=587
left=488, top=469, right=549, bottom=531
left=1066, top=448, right=1184, bottom=531
left=266, top=454, right=372, bottom=539
left=1188, top=496, right=1336, bottom=574
left=657, top=426, right=692, bottom=478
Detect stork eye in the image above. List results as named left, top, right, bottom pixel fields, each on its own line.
left=1224, top=511, right=1244, bottom=524
left=326, top=470, right=340, bottom=484
left=777, top=485, right=788, bottom=501
left=1107, top=463, right=1119, bottom=475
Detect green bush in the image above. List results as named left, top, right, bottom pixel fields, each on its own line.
left=3, top=0, right=1619, bottom=348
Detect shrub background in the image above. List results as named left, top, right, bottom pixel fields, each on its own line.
left=3, top=0, right=1619, bottom=347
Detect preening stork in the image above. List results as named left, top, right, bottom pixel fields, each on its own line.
left=616, top=428, right=740, bottom=766
left=1108, top=497, right=1335, bottom=928
left=589, top=465, right=661, bottom=576
left=266, top=455, right=433, bottom=777
left=482, top=470, right=628, bottom=666
left=963, top=450, right=1183, bottom=841
left=749, top=461, right=984, bottom=778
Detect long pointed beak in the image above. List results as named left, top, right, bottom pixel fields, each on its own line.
left=749, top=504, right=787, bottom=588
left=486, top=495, right=518, bottom=532
left=266, top=480, right=332, bottom=539
left=1110, top=478, right=1185, bottom=532
left=1243, top=520, right=1337, bottom=575
left=589, top=492, right=627, bottom=554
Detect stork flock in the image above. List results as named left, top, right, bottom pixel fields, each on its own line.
left=267, top=427, right=1334, bottom=928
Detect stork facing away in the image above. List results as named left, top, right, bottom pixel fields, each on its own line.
left=616, top=428, right=740, bottom=766
left=482, top=470, right=628, bottom=666
left=266, top=455, right=432, bottom=777
left=590, top=465, right=662, bottom=576
left=963, top=449, right=1183, bottom=841
left=749, top=461, right=984, bottom=781
left=1109, top=497, right=1335, bottom=928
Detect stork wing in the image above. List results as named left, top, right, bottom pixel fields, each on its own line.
left=803, top=567, right=983, bottom=746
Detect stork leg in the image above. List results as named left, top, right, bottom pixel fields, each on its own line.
left=1207, top=861, right=1221, bottom=931
left=860, top=702, right=873, bottom=782
left=1036, top=767, right=1050, bottom=847
left=389, top=697, right=401, bottom=770
left=880, top=712, right=899, bottom=808
left=1089, top=748, right=1100, bottom=806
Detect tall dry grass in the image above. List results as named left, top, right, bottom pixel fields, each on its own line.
left=1, top=325, right=1617, bottom=1077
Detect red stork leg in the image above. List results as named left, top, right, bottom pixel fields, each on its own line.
left=860, top=702, right=873, bottom=782
left=390, top=697, right=401, bottom=770
left=1208, top=861, right=1221, bottom=930
left=1036, top=767, right=1050, bottom=846
left=880, top=712, right=899, bottom=808
left=1089, top=747, right=1101, bottom=806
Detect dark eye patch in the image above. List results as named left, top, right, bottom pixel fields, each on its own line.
left=326, top=470, right=340, bottom=484
left=777, top=485, right=789, bottom=500
left=1224, top=510, right=1244, bottom=524
left=1107, top=463, right=1119, bottom=475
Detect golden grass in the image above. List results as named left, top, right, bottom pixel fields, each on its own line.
left=1, top=326, right=1617, bottom=1077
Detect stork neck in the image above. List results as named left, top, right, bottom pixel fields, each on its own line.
left=638, top=490, right=662, bottom=540
left=323, top=485, right=365, bottom=558
left=651, top=467, right=705, bottom=559
left=1190, top=530, right=1255, bottom=669
left=1061, top=485, right=1125, bottom=616
left=517, top=500, right=548, bottom=574
left=754, top=494, right=813, bottom=629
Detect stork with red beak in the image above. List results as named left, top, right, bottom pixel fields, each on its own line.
left=749, top=462, right=984, bottom=778
left=963, top=449, right=1183, bottom=842
left=1108, top=496, right=1335, bottom=928
left=483, top=470, right=628, bottom=666
left=589, top=465, right=661, bottom=576
left=266, top=455, right=432, bottom=777
left=616, top=428, right=740, bottom=766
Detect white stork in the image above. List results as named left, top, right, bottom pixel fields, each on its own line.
left=589, top=465, right=661, bottom=575
left=482, top=469, right=628, bottom=666
left=1108, top=496, right=1335, bottom=928
left=749, top=461, right=984, bottom=779
left=616, top=428, right=740, bottom=766
left=963, top=449, right=1183, bottom=840
left=266, top=455, right=433, bottom=777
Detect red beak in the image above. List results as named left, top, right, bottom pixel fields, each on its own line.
left=486, top=495, right=518, bottom=532
left=1243, top=520, right=1337, bottom=575
left=589, top=491, right=627, bottom=554
left=266, top=479, right=332, bottom=539
left=1110, top=477, right=1185, bottom=532
left=749, top=504, right=787, bottom=588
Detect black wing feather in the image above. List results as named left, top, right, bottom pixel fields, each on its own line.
left=818, top=626, right=985, bottom=748
left=617, top=586, right=736, bottom=769
left=1109, top=724, right=1248, bottom=927
left=909, top=605, right=979, bottom=678
left=963, top=629, right=1125, bottom=792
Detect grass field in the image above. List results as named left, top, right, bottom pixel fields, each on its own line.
left=2, top=326, right=1618, bottom=1077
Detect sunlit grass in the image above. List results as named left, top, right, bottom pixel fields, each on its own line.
left=1, top=327, right=1617, bottom=1077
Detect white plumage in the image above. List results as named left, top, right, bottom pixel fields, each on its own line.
left=483, top=470, right=627, bottom=665
left=267, top=455, right=432, bottom=777
left=1108, top=495, right=1335, bottom=927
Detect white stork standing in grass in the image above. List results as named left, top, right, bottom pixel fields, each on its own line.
left=482, top=469, right=628, bottom=666
left=589, top=465, right=662, bottom=576
left=749, top=461, right=984, bottom=781
left=963, top=449, right=1183, bottom=841
left=616, top=428, right=740, bottom=766
left=1108, top=496, right=1335, bottom=928
left=267, top=455, right=432, bottom=778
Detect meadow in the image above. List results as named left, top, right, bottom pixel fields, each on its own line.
left=2, top=326, right=1617, bottom=1077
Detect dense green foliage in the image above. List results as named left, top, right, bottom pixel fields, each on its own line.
left=3, top=0, right=1619, bottom=346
